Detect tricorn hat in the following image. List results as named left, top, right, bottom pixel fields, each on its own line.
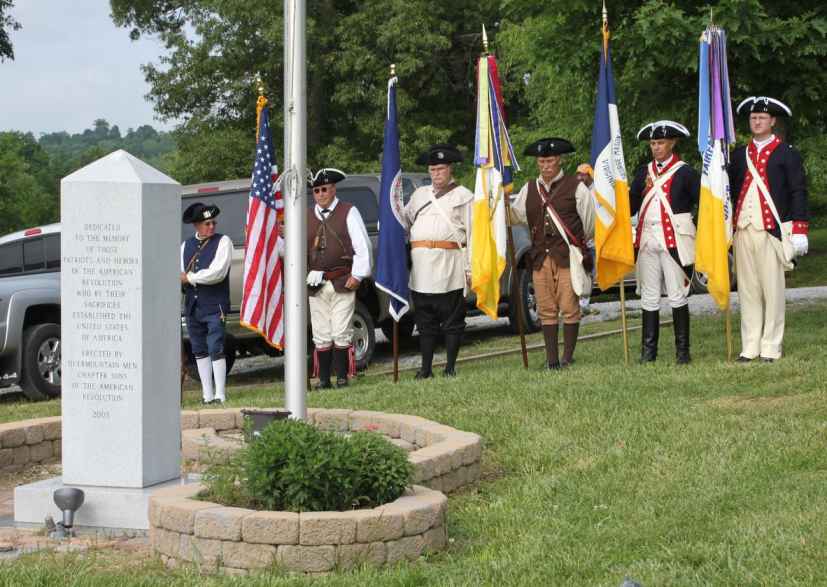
left=523, top=137, right=575, bottom=157
left=736, top=96, right=792, bottom=117
left=182, top=202, right=220, bottom=224
left=309, top=168, right=347, bottom=188
left=415, top=144, right=463, bottom=166
left=636, top=120, right=690, bottom=141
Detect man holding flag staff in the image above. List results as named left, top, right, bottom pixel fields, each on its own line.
left=404, top=144, right=473, bottom=379
left=631, top=121, right=699, bottom=364
left=306, top=168, right=372, bottom=388
left=509, top=138, right=595, bottom=370
left=729, top=96, right=809, bottom=362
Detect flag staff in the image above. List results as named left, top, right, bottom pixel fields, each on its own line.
left=388, top=62, right=401, bottom=384
left=481, top=24, right=529, bottom=369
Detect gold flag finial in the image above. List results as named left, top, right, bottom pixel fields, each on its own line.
left=255, top=72, right=265, bottom=97
left=390, top=63, right=396, bottom=77
left=482, top=24, right=489, bottom=54
left=602, top=0, right=608, bottom=27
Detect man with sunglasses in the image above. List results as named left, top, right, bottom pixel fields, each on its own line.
left=181, top=202, right=233, bottom=403
left=403, top=144, right=473, bottom=379
left=306, top=168, right=372, bottom=388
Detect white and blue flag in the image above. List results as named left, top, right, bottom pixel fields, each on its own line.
left=375, top=76, right=410, bottom=321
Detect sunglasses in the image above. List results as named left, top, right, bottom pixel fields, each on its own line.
left=313, top=186, right=331, bottom=194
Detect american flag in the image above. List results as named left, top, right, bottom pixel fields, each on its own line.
left=240, top=102, right=284, bottom=348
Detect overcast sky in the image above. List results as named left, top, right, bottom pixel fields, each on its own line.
left=0, top=2, right=174, bottom=136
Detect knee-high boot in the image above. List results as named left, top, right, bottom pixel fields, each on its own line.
left=443, top=333, right=462, bottom=377
left=672, top=305, right=691, bottom=364
left=415, top=334, right=435, bottom=379
left=334, top=347, right=350, bottom=387
left=640, top=310, right=659, bottom=363
left=561, top=323, right=580, bottom=367
left=315, top=348, right=333, bottom=389
left=542, top=324, right=560, bottom=370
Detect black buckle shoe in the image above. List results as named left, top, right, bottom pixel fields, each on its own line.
left=546, top=361, right=561, bottom=371
left=335, top=377, right=349, bottom=388
left=315, top=380, right=333, bottom=390
left=736, top=356, right=753, bottom=363
left=414, top=370, right=433, bottom=380
left=760, top=357, right=775, bottom=363
left=442, top=367, right=456, bottom=377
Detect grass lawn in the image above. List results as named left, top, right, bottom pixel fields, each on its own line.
left=2, top=300, right=827, bottom=585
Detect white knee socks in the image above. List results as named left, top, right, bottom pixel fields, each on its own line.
left=195, top=357, right=214, bottom=403
left=212, top=358, right=227, bottom=403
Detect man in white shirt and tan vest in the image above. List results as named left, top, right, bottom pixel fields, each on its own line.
left=630, top=121, right=700, bottom=364
left=306, top=168, right=372, bottom=388
left=728, top=96, right=809, bottom=363
left=404, top=144, right=473, bottom=379
left=509, top=138, right=595, bottom=370
left=181, top=203, right=234, bottom=403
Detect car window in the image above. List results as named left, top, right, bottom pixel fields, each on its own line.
left=0, top=242, right=23, bottom=276
left=181, top=191, right=248, bottom=245
left=45, top=235, right=60, bottom=269
left=23, top=239, right=45, bottom=272
left=336, top=187, right=378, bottom=226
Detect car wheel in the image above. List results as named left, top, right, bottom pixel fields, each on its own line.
left=183, top=334, right=237, bottom=382
left=352, top=301, right=376, bottom=370
left=380, top=317, right=415, bottom=343
left=508, top=268, right=541, bottom=334
left=20, top=323, right=62, bottom=401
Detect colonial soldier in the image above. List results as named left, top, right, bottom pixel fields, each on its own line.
left=729, top=97, right=809, bottom=362
left=404, top=144, right=473, bottom=379
left=306, top=168, right=372, bottom=388
left=630, top=121, right=700, bottom=364
left=181, top=203, right=233, bottom=404
left=510, top=138, right=595, bottom=370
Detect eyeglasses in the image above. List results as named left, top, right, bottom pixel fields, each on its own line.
left=313, top=186, right=330, bottom=194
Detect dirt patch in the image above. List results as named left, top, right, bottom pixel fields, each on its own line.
left=0, top=462, right=62, bottom=492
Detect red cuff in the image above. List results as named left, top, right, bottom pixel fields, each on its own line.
left=792, top=221, right=809, bottom=235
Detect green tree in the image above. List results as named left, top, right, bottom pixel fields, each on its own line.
left=0, top=133, right=58, bottom=234
left=0, top=0, right=19, bottom=62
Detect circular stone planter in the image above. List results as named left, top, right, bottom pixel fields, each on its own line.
left=149, top=482, right=448, bottom=575
left=152, top=407, right=483, bottom=574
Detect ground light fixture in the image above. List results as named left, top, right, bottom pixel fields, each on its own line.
left=50, top=487, right=85, bottom=538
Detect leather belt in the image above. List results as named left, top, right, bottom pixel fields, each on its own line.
left=410, top=240, right=460, bottom=250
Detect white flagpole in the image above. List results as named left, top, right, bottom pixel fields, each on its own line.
left=284, top=0, right=307, bottom=420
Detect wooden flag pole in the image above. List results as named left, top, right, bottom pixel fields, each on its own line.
left=482, top=24, right=528, bottom=369
left=619, top=281, right=630, bottom=365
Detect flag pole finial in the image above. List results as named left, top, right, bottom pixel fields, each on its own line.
left=390, top=63, right=396, bottom=78
left=255, top=72, right=265, bottom=97
left=602, top=0, right=608, bottom=27
left=482, top=24, right=489, bottom=54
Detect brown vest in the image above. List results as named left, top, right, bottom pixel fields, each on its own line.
left=307, top=202, right=354, bottom=293
left=526, top=176, right=585, bottom=270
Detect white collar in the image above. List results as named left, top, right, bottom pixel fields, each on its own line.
left=315, top=197, right=339, bottom=217
left=654, top=154, right=675, bottom=169
left=752, top=134, right=776, bottom=150
left=538, top=170, right=564, bottom=190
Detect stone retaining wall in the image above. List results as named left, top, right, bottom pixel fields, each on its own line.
left=180, top=408, right=483, bottom=494
left=0, top=417, right=61, bottom=473
left=150, top=482, right=448, bottom=575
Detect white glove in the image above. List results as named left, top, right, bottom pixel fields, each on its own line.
left=791, top=234, right=808, bottom=257
left=306, top=270, right=325, bottom=287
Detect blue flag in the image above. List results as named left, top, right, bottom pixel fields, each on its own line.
left=375, top=77, right=410, bottom=321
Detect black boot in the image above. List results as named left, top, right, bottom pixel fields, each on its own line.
left=561, top=323, right=579, bottom=367
left=415, top=334, right=435, bottom=379
left=443, top=333, right=461, bottom=377
left=542, top=324, right=561, bottom=370
left=672, top=305, right=691, bottom=364
left=640, top=310, right=659, bottom=363
left=315, top=349, right=333, bottom=390
left=334, top=347, right=350, bottom=387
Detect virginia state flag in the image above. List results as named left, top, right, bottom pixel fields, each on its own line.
left=589, top=23, right=634, bottom=291
left=695, top=27, right=734, bottom=310
left=471, top=54, right=518, bottom=320
left=375, top=76, right=410, bottom=320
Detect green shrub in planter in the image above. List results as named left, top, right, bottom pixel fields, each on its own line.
left=202, top=420, right=413, bottom=512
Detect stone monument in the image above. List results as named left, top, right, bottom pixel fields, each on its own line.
left=15, top=150, right=183, bottom=530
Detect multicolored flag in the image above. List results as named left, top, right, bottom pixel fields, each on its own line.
left=695, top=26, right=735, bottom=310
left=471, top=53, right=519, bottom=320
left=589, top=15, right=634, bottom=291
left=240, top=96, right=285, bottom=348
left=375, top=75, right=410, bottom=321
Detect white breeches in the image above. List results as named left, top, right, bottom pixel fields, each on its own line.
left=309, top=281, right=356, bottom=349
left=637, top=241, right=689, bottom=312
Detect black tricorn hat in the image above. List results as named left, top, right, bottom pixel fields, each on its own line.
left=736, top=96, right=792, bottom=117
left=523, top=137, right=575, bottom=157
left=182, top=202, right=220, bottom=224
left=415, top=144, right=463, bottom=166
left=309, top=168, right=347, bottom=188
left=636, top=120, right=690, bottom=141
